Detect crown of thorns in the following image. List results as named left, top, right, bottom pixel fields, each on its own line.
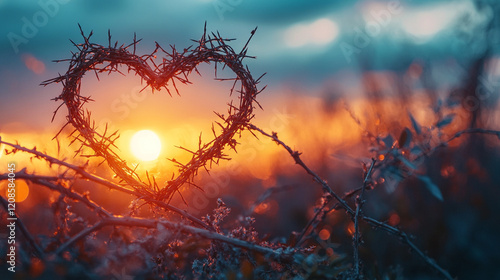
left=42, top=24, right=264, bottom=203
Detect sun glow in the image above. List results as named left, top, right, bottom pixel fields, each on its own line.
left=2, top=180, right=29, bottom=203
left=130, top=130, right=162, bottom=161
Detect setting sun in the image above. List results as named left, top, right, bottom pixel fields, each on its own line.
left=1, top=179, right=29, bottom=203
left=130, top=130, right=162, bottom=161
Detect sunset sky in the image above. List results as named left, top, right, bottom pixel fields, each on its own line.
left=0, top=0, right=496, bottom=178
left=1, top=2, right=499, bottom=279
left=1, top=0, right=484, bottom=127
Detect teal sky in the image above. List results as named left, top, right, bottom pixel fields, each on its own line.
left=0, top=0, right=496, bottom=130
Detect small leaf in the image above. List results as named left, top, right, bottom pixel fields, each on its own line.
left=384, top=173, right=402, bottom=193
left=382, top=134, right=394, bottom=148
left=446, top=90, right=461, bottom=108
left=408, top=112, right=421, bottom=135
left=436, top=114, right=455, bottom=128
left=398, top=127, right=412, bottom=148
left=433, top=99, right=442, bottom=113
left=399, top=155, right=417, bottom=171
left=410, top=146, right=423, bottom=157
left=418, top=175, right=443, bottom=201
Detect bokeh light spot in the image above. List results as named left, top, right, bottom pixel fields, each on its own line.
left=284, top=18, right=339, bottom=48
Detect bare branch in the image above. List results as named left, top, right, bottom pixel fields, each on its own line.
left=353, top=159, right=375, bottom=278
left=54, top=215, right=296, bottom=263
left=248, top=124, right=354, bottom=215
left=0, top=140, right=210, bottom=230
left=0, top=196, right=45, bottom=259
left=249, top=125, right=454, bottom=280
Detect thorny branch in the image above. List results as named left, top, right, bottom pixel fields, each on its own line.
left=1, top=24, right=489, bottom=278
left=249, top=124, right=454, bottom=280
left=421, top=128, right=500, bottom=158
left=0, top=171, right=112, bottom=218
left=0, top=196, right=45, bottom=259
left=362, top=216, right=453, bottom=280
left=53, top=215, right=296, bottom=262
left=0, top=139, right=209, bottom=230
left=248, top=125, right=354, bottom=215
left=353, top=159, right=375, bottom=278
left=0, top=157, right=302, bottom=265
left=41, top=24, right=264, bottom=203
left=0, top=27, right=310, bottom=277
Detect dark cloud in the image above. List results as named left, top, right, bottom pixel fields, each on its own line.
left=227, top=0, right=349, bottom=25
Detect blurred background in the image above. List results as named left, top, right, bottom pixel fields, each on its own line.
left=1, top=0, right=500, bottom=279
left=1, top=0, right=498, bottom=131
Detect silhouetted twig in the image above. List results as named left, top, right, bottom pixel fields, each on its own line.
left=53, top=215, right=297, bottom=263
left=249, top=125, right=454, bottom=280
left=0, top=139, right=209, bottom=230
left=421, top=128, right=500, bottom=159
left=0, top=196, right=45, bottom=259
left=249, top=124, right=354, bottom=215
left=353, top=159, right=375, bottom=278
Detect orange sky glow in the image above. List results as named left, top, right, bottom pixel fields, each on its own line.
left=0, top=68, right=482, bottom=211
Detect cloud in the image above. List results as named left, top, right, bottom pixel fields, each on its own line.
left=228, top=0, right=347, bottom=24
left=22, top=53, right=45, bottom=74
left=284, top=18, right=339, bottom=48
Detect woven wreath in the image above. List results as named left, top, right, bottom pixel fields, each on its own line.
left=42, top=26, right=263, bottom=202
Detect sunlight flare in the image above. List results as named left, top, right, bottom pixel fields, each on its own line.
left=130, top=130, right=162, bottom=161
